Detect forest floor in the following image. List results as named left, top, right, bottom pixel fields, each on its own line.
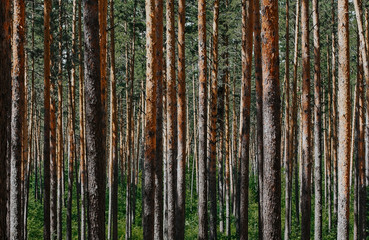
left=26, top=156, right=365, bottom=239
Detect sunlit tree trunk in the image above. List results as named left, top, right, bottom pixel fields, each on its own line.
left=313, top=0, right=322, bottom=238
left=261, top=0, right=281, bottom=238
left=198, top=0, right=208, bottom=238
left=108, top=0, right=118, bottom=238
left=301, top=0, right=312, bottom=238
left=10, top=0, right=25, bottom=238
left=143, top=0, right=157, bottom=237
left=176, top=0, right=186, bottom=237
left=283, top=0, right=291, bottom=238
left=337, top=0, right=351, bottom=238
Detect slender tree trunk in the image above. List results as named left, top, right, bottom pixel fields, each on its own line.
left=291, top=0, right=300, bottom=225
left=240, top=0, right=253, bottom=239
left=10, top=0, right=25, bottom=238
left=50, top=96, right=57, bottom=240
left=0, top=0, right=11, bottom=238
left=143, top=0, right=157, bottom=237
left=312, top=0, right=322, bottom=238
left=351, top=1, right=367, bottom=240
left=83, top=0, right=106, bottom=238
left=337, top=0, right=351, bottom=238
left=176, top=0, right=186, bottom=237
left=198, top=0, right=208, bottom=238
left=67, top=0, right=77, bottom=238
left=56, top=0, right=64, bottom=238
left=99, top=0, right=107, bottom=156
left=253, top=0, right=263, bottom=238
left=43, top=0, right=52, bottom=238
left=209, top=1, right=219, bottom=238
left=78, top=0, right=86, bottom=238
left=261, top=0, right=281, bottom=238
left=283, top=0, right=291, bottom=238
left=331, top=0, right=338, bottom=215
left=300, top=0, right=312, bottom=238
left=357, top=37, right=366, bottom=240
left=108, top=0, right=118, bottom=238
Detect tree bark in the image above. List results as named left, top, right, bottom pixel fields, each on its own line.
left=0, top=0, right=11, bottom=238
left=261, top=0, right=281, bottom=239
left=301, top=0, right=312, bottom=238
left=198, top=0, right=208, bottom=238
left=312, top=0, right=322, bottom=239
left=209, top=0, right=219, bottom=238
left=283, top=0, right=291, bottom=238
left=176, top=0, right=186, bottom=237
left=82, top=0, right=106, bottom=238
left=108, top=0, right=118, bottom=238
left=240, top=0, right=253, bottom=239
left=10, top=0, right=25, bottom=238
left=337, top=0, right=351, bottom=238
left=43, top=0, right=52, bottom=238
left=143, top=0, right=157, bottom=237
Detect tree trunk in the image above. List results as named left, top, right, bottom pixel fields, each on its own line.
left=198, top=0, right=208, bottom=238
left=283, top=0, right=291, bottom=238
left=253, top=0, right=263, bottom=238
left=10, top=0, right=25, bottom=238
left=67, top=0, right=77, bottom=238
left=82, top=0, right=106, bottom=238
left=57, top=0, right=64, bottom=238
left=240, top=0, right=253, bottom=239
left=301, top=0, right=312, bottom=238
left=0, top=0, right=11, bottom=238
left=43, top=0, right=52, bottom=238
left=290, top=0, right=300, bottom=225
left=143, top=0, right=157, bottom=237
left=176, top=0, right=186, bottom=237
left=261, top=0, right=281, bottom=239
left=337, top=0, right=351, bottom=238
left=108, top=0, right=118, bottom=238
left=209, top=1, right=219, bottom=238
left=313, top=0, right=322, bottom=238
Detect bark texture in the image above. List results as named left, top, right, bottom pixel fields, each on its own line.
left=82, top=0, right=106, bottom=238
left=261, top=0, right=281, bottom=239
left=0, top=0, right=11, bottom=238
left=337, top=0, right=351, bottom=238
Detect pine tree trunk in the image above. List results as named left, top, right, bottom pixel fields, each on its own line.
left=0, top=0, right=11, bottom=238
left=301, top=0, right=312, bottom=238
left=82, top=0, right=106, bottom=238
left=50, top=97, right=57, bottom=240
left=57, top=1, right=64, bottom=238
left=176, top=0, right=187, bottom=237
left=143, top=0, right=157, bottom=237
left=313, top=0, right=322, bottom=238
left=290, top=0, right=300, bottom=225
left=209, top=1, right=219, bottom=238
left=253, top=0, right=263, bottom=238
left=337, top=0, right=351, bottom=238
left=240, top=0, right=253, bottom=238
left=108, top=0, right=118, bottom=238
left=283, top=0, right=291, bottom=238
left=67, top=0, right=77, bottom=238
left=198, top=0, right=208, bottom=238
left=43, top=0, right=52, bottom=238
left=261, top=0, right=281, bottom=238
